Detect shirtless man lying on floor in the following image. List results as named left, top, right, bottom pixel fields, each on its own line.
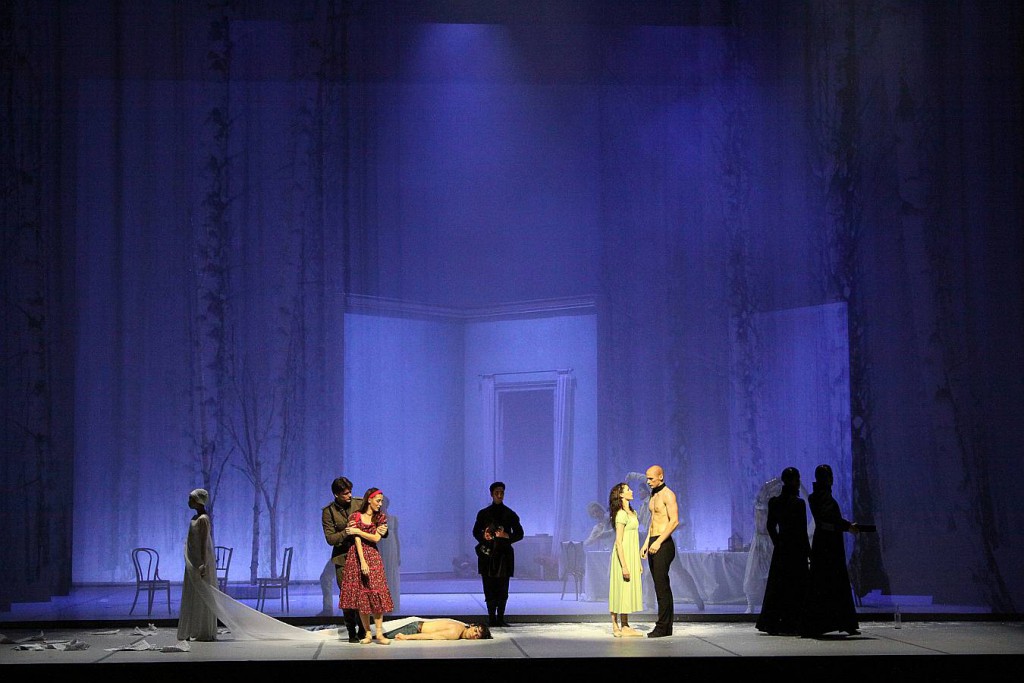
left=385, top=618, right=492, bottom=640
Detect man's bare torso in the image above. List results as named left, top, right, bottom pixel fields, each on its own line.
left=648, top=487, right=674, bottom=536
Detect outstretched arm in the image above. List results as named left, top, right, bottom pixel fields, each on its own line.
left=813, top=497, right=856, bottom=533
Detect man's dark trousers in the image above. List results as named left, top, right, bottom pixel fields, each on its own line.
left=648, top=535, right=675, bottom=635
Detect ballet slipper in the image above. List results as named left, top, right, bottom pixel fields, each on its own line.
left=376, top=636, right=391, bottom=645
left=359, top=635, right=373, bottom=644
left=612, top=625, right=622, bottom=638
left=622, top=626, right=643, bottom=637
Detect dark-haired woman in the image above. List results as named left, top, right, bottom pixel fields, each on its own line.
left=339, top=488, right=394, bottom=644
left=607, top=482, right=644, bottom=637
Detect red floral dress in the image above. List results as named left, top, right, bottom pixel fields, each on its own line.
left=338, top=512, right=394, bottom=614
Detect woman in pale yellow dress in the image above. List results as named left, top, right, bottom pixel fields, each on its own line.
left=608, top=483, right=644, bottom=637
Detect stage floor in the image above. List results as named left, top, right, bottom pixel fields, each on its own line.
left=0, top=575, right=993, bottom=624
left=2, top=580, right=1019, bottom=681
left=2, top=619, right=1022, bottom=681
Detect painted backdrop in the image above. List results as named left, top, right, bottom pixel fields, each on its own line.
left=1, top=1, right=1020, bottom=613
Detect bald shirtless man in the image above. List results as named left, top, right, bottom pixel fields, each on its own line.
left=641, top=465, right=678, bottom=637
left=387, top=618, right=492, bottom=641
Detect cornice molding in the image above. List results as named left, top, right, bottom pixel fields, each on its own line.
left=345, top=294, right=596, bottom=323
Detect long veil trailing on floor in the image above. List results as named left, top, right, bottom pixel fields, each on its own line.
left=185, top=552, right=335, bottom=642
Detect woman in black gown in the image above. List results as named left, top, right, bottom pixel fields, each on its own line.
left=755, top=467, right=810, bottom=635
left=801, top=464, right=861, bottom=636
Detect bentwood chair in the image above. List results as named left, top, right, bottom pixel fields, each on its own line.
left=256, top=546, right=293, bottom=613
left=214, top=545, right=233, bottom=593
left=130, top=547, right=172, bottom=615
left=560, top=541, right=585, bottom=600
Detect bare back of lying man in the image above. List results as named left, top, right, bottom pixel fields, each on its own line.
left=388, top=618, right=492, bottom=641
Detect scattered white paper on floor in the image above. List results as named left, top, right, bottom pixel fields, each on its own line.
left=90, top=629, right=120, bottom=635
left=104, top=638, right=190, bottom=653
left=11, top=639, right=89, bottom=651
left=105, top=639, right=155, bottom=651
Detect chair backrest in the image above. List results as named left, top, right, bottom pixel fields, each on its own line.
left=132, top=547, right=161, bottom=582
left=215, top=545, right=233, bottom=573
left=573, top=541, right=586, bottom=572
left=563, top=541, right=585, bottom=573
left=560, top=541, right=578, bottom=572
left=215, top=546, right=232, bottom=588
left=281, top=546, right=294, bottom=581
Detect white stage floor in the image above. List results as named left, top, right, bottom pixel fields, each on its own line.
left=0, top=576, right=993, bottom=624
left=2, top=618, right=1022, bottom=682
left=2, top=579, right=1018, bottom=681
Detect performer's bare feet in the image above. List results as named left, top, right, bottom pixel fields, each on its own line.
left=621, top=626, right=643, bottom=637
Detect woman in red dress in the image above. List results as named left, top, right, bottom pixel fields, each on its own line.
left=339, top=488, right=394, bottom=644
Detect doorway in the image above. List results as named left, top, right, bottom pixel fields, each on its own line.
left=496, top=385, right=555, bottom=535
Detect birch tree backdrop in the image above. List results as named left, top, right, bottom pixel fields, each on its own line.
left=2, top=1, right=1020, bottom=613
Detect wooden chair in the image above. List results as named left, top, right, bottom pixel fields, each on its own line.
left=256, top=546, right=293, bottom=613
left=559, top=541, right=585, bottom=600
left=130, top=547, right=171, bottom=616
left=214, top=545, right=233, bottom=593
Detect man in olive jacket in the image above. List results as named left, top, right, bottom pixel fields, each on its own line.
left=321, top=476, right=388, bottom=642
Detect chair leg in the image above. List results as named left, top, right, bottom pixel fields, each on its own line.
left=166, top=584, right=172, bottom=614
left=147, top=587, right=155, bottom=616
left=130, top=588, right=141, bottom=615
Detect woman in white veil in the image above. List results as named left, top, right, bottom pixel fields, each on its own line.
left=177, top=488, right=218, bottom=641
left=176, top=489, right=335, bottom=643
